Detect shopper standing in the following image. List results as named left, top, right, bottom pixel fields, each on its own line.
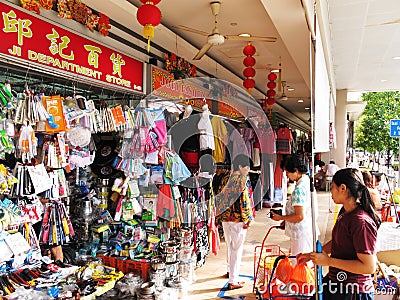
left=297, top=168, right=380, bottom=299
left=270, top=154, right=315, bottom=257
left=362, top=170, right=382, bottom=211
left=215, top=154, right=254, bottom=290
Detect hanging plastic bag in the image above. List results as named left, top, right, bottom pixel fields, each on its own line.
left=145, top=150, right=159, bottom=164
left=291, top=263, right=314, bottom=284
left=164, top=151, right=191, bottom=184
left=146, top=107, right=167, bottom=145
left=275, top=256, right=293, bottom=284
left=145, top=131, right=159, bottom=153
left=136, top=108, right=151, bottom=149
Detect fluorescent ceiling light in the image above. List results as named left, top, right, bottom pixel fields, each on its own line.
left=381, top=79, right=388, bottom=82
left=297, top=99, right=303, bottom=103
left=393, top=56, right=400, bottom=60
left=305, top=107, right=310, bottom=110
left=270, top=69, right=279, bottom=73
left=239, top=33, right=250, bottom=37
left=287, top=88, right=295, bottom=91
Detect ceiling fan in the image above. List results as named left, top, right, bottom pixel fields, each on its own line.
left=173, top=1, right=277, bottom=60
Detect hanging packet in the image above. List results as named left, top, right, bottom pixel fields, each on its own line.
left=150, top=166, right=164, bottom=184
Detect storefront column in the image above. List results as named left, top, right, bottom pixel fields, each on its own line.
left=332, top=89, right=347, bottom=168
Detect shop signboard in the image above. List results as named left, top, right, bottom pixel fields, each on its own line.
left=151, top=66, right=211, bottom=110
left=0, top=2, right=143, bottom=92
left=151, top=66, right=242, bottom=118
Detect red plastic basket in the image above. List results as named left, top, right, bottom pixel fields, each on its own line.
left=97, top=255, right=117, bottom=269
left=116, top=258, right=128, bottom=273
left=97, top=256, right=150, bottom=280
left=125, top=260, right=151, bottom=280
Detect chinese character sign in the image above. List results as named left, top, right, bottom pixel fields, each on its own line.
left=0, top=2, right=143, bottom=92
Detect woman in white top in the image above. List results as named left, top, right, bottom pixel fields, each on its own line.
left=270, top=155, right=316, bottom=257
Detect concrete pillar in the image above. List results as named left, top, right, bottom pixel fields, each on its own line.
left=332, top=89, right=347, bottom=168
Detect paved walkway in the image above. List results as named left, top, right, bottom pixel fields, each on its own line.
left=187, top=191, right=336, bottom=299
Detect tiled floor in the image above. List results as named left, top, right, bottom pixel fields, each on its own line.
left=187, top=191, right=336, bottom=300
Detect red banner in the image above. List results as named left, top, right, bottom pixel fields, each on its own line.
left=0, top=2, right=143, bottom=92
left=151, top=67, right=245, bottom=118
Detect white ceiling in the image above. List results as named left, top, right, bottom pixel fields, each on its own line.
left=329, top=0, right=400, bottom=92
left=81, top=0, right=400, bottom=130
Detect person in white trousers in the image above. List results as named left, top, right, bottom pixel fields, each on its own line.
left=216, top=154, right=254, bottom=290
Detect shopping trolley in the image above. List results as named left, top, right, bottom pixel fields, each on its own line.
left=253, top=225, right=314, bottom=300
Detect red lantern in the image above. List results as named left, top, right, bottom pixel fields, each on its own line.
left=266, top=98, right=276, bottom=105
left=267, top=89, right=276, bottom=97
left=140, top=0, right=161, bottom=4
left=268, top=72, right=277, bottom=81
left=243, top=67, right=256, bottom=78
left=267, top=81, right=277, bottom=89
left=243, top=78, right=255, bottom=89
left=136, top=1, right=162, bottom=52
left=243, top=44, right=256, bottom=56
left=243, top=56, right=256, bottom=67
left=137, top=5, right=162, bottom=27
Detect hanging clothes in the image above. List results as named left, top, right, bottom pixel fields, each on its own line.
left=274, top=154, right=284, bottom=189
left=194, top=221, right=209, bottom=267
left=197, top=104, right=215, bottom=151
left=206, top=181, right=220, bottom=255
left=157, top=184, right=176, bottom=220
left=229, top=128, right=250, bottom=160
left=276, top=125, right=293, bottom=154
left=210, top=116, right=228, bottom=163
left=238, top=126, right=255, bottom=157
left=254, top=124, right=276, bottom=155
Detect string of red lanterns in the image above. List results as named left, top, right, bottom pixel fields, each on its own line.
left=242, top=43, right=256, bottom=94
left=264, top=72, right=277, bottom=119
left=136, top=0, right=162, bottom=52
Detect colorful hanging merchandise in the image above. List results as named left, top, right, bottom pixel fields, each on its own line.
left=17, top=123, right=37, bottom=161
left=39, top=201, right=74, bottom=246
left=0, top=119, right=15, bottom=160
left=0, top=82, right=16, bottom=108
left=0, top=164, right=18, bottom=194
left=114, top=107, right=170, bottom=177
